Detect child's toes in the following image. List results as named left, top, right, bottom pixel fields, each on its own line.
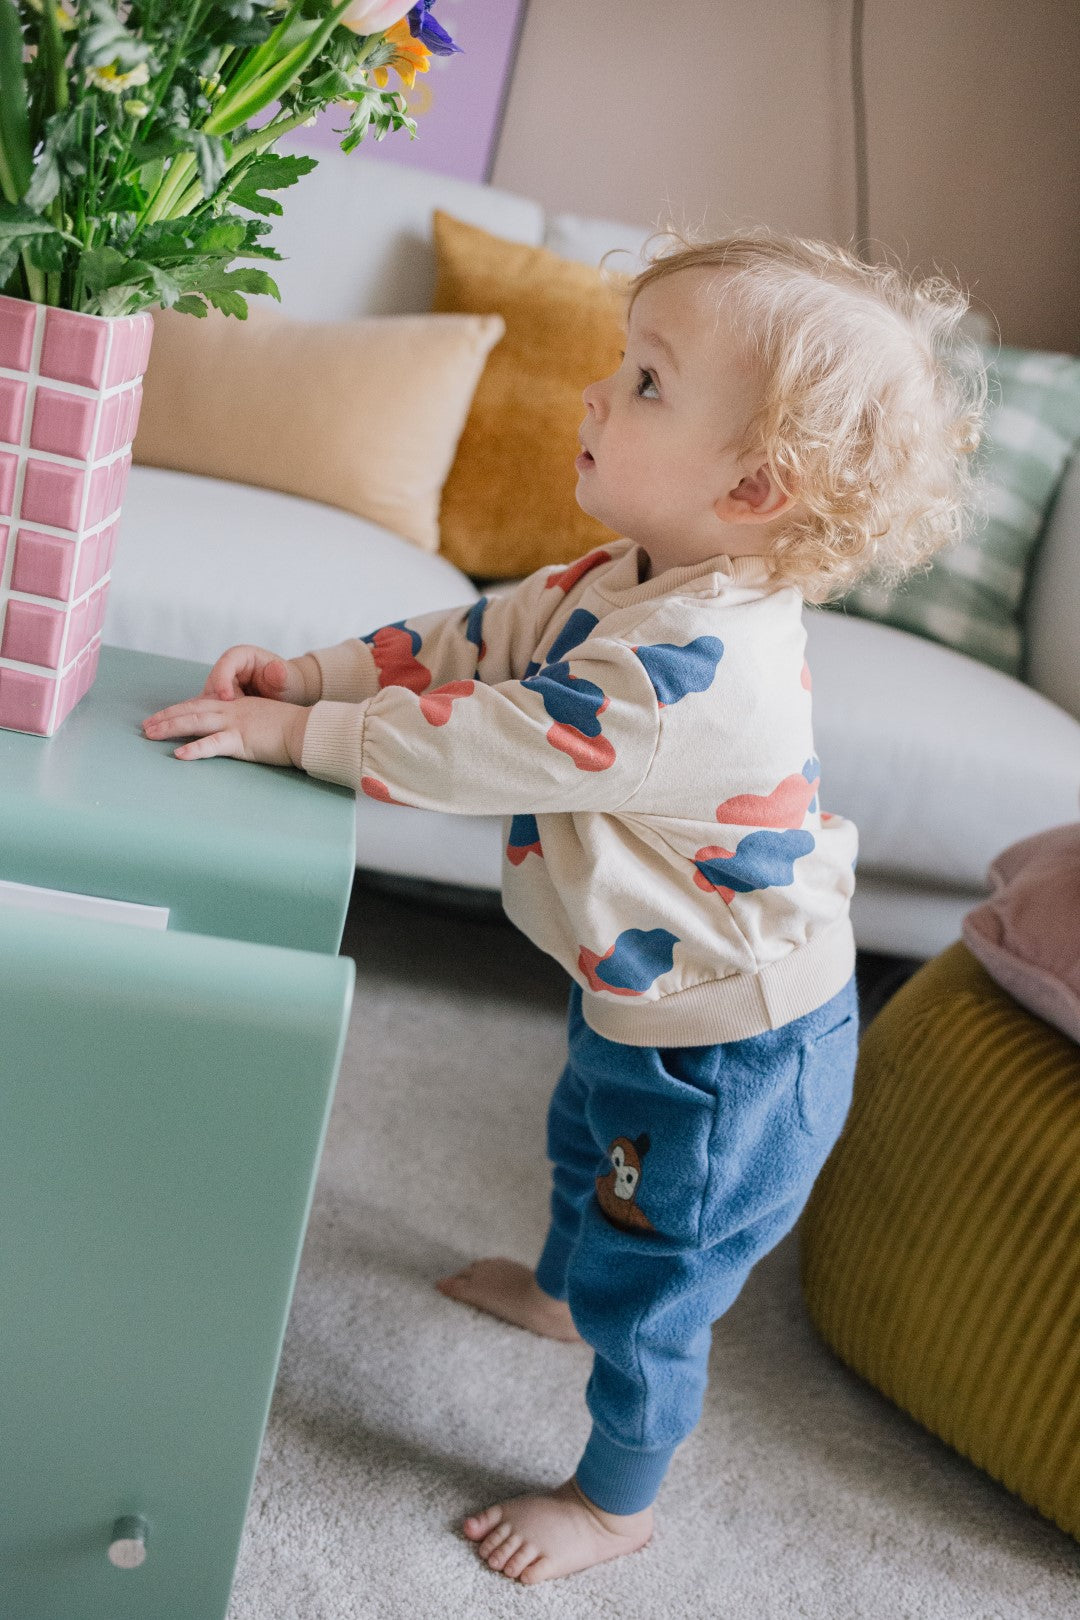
left=463, top=1504, right=501, bottom=1542
left=518, top=1556, right=553, bottom=1586
left=478, top=1521, right=513, bottom=1559
left=488, top=1531, right=523, bottom=1571
left=503, top=1542, right=540, bottom=1580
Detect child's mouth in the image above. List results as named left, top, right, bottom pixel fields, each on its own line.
left=575, top=449, right=595, bottom=471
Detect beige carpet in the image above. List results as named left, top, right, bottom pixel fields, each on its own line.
left=226, top=880, right=1080, bottom=1619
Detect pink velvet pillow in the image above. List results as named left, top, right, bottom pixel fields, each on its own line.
left=962, top=821, right=1080, bottom=1044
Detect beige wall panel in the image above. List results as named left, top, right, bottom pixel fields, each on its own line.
left=492, top=0, right=1079, bottom=351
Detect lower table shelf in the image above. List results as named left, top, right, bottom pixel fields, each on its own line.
left=0, top=904, right=355, bottom=1620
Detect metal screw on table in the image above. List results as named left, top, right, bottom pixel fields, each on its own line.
left=108, top=1514, right=149, bottom=1568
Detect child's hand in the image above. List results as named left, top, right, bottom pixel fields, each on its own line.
left=143, top=693, right=311, bottom=769
left=202, top=644, right=323, bottom=706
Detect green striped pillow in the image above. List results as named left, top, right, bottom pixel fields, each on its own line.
left=823, top=346, right=1080, bottom=677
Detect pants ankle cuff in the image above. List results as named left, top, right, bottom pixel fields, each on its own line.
left=574, top=1426, right=676, bottom=1514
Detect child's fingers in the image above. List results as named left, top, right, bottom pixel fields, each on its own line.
left=174, top=729, right=241, bottom=761
left=202, top=652, right=242, bottom=696
left=202, top=646, right=272, bottom=700
left=144, top=699, right=225, bottom=736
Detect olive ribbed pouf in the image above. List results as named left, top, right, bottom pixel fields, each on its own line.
left=799, top=939, right=1080, bottom=1543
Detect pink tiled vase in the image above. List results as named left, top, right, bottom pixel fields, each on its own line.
left=0, top=295, right=154, bottom=736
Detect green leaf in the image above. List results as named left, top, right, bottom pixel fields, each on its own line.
left=144, top=264, right=183, bottom=307
left=0, top=202, right=62, bottom=235
left=76, top=0, right=155, bottom=73
left=23, top=145, right=61, bottom=214
left=0, top=201, right=67, bottom=289
left=79, top=244, right=131, bottom=293
left=129, top=134, right=189, bottom=164
left=24, top=108, right=88, bottom=214
left=25, top=231, right=66, bottom=273
left=179, top=259, right=283, bottom=319
left=205, top=288, right=249, bottom=318
left=297, top=64, right=354, bottom=105
left=136, top=156, right=166, bottom=195
left=243, top=151, right=319, bottom=190
left=0, top=0, right=33, bottom=204
left=173, top=294, right=210, bottom=316
left=230, top=151, right=318, bottom=217
left=228, top=180, right=283, bottom=218
left=198, top=262, right=281, bottom=300
left=185, top=130, right=232, bottom=199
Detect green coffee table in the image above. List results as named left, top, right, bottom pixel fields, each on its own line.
left=0, top=645, right=357, bottom=1620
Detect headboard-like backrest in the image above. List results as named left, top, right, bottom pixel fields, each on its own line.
left=261, top=146, right=544, bottom=321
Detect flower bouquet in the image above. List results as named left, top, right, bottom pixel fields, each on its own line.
left=0, top=0, right=460, bottom=734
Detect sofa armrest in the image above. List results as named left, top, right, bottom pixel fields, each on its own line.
left=1024, top=448, right=1080, bottom=721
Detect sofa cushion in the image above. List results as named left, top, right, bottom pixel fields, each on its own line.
left=431, top=209, right=627, bottom=579
left=822, top=346, right=1080, bottom=679
left=961, top=821, right=1080, bottom=1044
left=104, top=471, right=1080, bottom=924
left=105, top=466, right=481, bottom=667
left=1023, top=447, right=1080, bottom=722
left=803, top=606, right=1080, bottom=891
left=132, top=306, right=504, bottom=554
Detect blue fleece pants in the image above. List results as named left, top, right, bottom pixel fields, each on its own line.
left=534, top=974, right=859, bottom=1515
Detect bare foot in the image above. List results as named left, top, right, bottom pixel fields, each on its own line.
left=435, top=1257, right=582, bottom=1342
left=463, top=1477, right=653, bottom=1584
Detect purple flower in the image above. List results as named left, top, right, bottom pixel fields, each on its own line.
left=407, top=0, right=462, bottom=56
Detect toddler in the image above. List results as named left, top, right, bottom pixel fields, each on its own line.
left=143, top=228, right=987, bottom=1585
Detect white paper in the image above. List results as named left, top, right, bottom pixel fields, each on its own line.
left=0, top=877, right=170, bottom=930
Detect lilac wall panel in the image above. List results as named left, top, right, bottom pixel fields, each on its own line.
left=279, top=0, right=528, bottom=184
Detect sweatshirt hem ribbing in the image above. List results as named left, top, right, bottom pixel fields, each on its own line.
left=572, top=915, right=856, bottom=1045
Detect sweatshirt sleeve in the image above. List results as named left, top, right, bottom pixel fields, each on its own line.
left=299, top=633, right=662, bottom=816
left=305, top=563, right=573, bottom=705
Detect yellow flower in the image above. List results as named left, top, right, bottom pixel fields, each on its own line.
left=25, top=0, right=77, bottom=31
left=85, top=60, right=151, bottom=96
left=371, top=21, right=430, bottom=90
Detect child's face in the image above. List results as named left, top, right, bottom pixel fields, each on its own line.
left=576, top=267, right=791, bottom=574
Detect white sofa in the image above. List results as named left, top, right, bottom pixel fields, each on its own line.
left=104, top=147, right=1080, bottom=961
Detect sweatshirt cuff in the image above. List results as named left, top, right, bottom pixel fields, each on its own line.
left=300, top=699, right=368, bottom=790
left=311, top=639, right=380, bottom=703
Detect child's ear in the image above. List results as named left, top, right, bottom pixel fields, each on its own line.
left=715, top=462, right=797, bottom=524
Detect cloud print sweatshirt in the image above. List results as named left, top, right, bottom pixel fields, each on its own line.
left=301, top=539, right=858, bottom=1046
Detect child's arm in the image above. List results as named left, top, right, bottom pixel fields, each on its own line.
left=301, top=634, right=661, bottom=817
left=308, top=563, right=579, bottom=707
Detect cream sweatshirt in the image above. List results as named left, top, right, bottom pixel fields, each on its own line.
left=301, top=539, right=858, bottom=1046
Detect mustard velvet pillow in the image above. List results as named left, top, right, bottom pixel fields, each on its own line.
left=431, top=209, right=630, bottom=579
left=132, top=305, right=505, bottom=553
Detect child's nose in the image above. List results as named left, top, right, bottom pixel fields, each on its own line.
left=582, top=378, right=605, bottom=418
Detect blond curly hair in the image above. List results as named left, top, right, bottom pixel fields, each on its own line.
left=614, top=228, right=990, bottom=604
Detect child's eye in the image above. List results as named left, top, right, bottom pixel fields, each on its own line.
left=617, top=350, right=659, bottom=399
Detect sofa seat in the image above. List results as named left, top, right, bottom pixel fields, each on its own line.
left=103, top=465, right=1080, bottom=958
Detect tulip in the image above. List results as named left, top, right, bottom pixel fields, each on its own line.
left=340, top=0, right=415, bottom=34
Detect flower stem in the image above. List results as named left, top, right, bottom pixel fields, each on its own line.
left=129, top=0, right=216, bottom=234
left=167, top=109, right=314, bottom=217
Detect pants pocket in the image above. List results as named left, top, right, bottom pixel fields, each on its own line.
left=795, top=1010, right=858, bottom=1140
